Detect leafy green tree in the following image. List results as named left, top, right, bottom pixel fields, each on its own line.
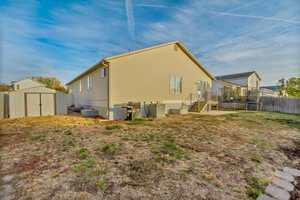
left=31, top=77, right=69, bottom=93
left=278, top=77, right=300, bottom=97
left=0, top=82, right=11, bottom=92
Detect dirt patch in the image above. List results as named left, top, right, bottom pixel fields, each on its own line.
left=15, top=155, right=47, bottom=172
left=280, top=141, right=300, bottom=161
left=0, top=112, right=299, bottom=200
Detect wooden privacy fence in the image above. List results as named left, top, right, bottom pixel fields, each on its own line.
left=259, top=96, right=300, bottom=114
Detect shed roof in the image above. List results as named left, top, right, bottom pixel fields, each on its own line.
left=216, top=71, right=261, bottom=81
left=66, top=41, right=215, bottom=85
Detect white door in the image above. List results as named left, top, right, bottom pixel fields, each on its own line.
left=41, top=94, right=55, bottom=116
left=26, top=94, right=41, bottom=116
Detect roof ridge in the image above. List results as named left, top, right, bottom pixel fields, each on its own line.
left=66, top=41, right=215, bottom=85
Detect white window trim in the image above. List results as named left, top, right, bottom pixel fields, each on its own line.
left=87, top=75, right=93, bottom=89
left=79, top=80, right=82, bottom=92
left=100, top=67, right=107, bottom=78
left=170, top=76, right=183, bottom=94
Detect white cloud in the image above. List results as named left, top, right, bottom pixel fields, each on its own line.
left=0, top=0, right=127, bottom=84
left=1, top=0, right=299, bottom=86
left=140, top=0, right=300, bottom=85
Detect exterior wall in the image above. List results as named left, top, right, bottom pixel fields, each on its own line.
left=248, top=73, right=260, bottom=89
left=260, top=88, right=279, bottom=97
left=56, top=92, right=72, bottom=115
left=13, top=79, right=45, bottom=91
left=109, top=43, right=212, bottom=119
left=212, top=80, right=224, bottom=96
left=68, top=67, right=108, bottom=117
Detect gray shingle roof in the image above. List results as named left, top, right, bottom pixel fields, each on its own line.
left=216, top=71, right=259, bottom=80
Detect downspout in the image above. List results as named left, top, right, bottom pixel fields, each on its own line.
left=102, top=60, right=110, bottom=119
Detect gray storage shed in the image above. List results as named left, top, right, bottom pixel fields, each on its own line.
left=5, top=86, right=71, bottom=118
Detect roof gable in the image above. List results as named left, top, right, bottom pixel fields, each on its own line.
left=14, top=78, right=46, bottom=87
left=66, top=41, right=215, bottom=85
left=216, top=71, right=261, bottom=81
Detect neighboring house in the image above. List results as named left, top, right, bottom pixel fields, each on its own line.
left=11, top=78, right=46, bottom=91
left=212, top=79, right=247, bottom=97
left=212, top=71, right=261, bottom=98
left=260, top=86, right=281, bottom=96
left=215, top=71, right=261, bottom=89
left=67, top=41, right=215, bottom=120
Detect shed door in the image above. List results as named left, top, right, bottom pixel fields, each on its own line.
left=41, top=94, right=55, bottom=116
left=26, top=94, right=41, bottom=116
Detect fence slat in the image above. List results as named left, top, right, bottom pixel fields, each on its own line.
left=259, top=96, right=300, bottom=114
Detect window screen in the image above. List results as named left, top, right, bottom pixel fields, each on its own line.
left=170, top=76, right=182, bottom=94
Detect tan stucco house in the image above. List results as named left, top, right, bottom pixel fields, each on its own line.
left=66, top=41, right=215, bottom=119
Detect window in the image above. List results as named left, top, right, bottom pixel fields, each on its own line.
left=100, top=67, right=107, bottom=78
left=170, top=76, right=182, bottom=94
left=196, top=80, right=209, bottom=92
left=79, top=80, right=82, bottom=92
left=16, top=84, right=20, bottom=90
left=87, top=75, right=93, bottom=89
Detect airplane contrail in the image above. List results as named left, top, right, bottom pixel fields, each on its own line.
left=125, top=0, right=135, bottom=40
left=135, top=4, right=170, bottom=8
left=211, top=11, right=300, bottom=25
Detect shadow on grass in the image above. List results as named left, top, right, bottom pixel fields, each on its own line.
left=280, top=140, right=300, bottom=160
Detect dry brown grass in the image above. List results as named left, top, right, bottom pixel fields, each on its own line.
left=0, top=112, right=299, bottom=200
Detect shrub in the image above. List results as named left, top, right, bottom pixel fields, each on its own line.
left=100, top=143, right=118, bottom=156
left=250, top=156, right=261, bottom=164
left=79, top=148, right=90, bottom=159
left=245, top=175, right=267, bottom=199
left=105, top=125, right=123, bottom=130
left=62, top=140, right=75, bottom=151
left=125, top=120, right=145, bottom=125
left=125, top=118, right=155, bottom=125
left=63, top=130, right=72, bottom=135
left=95, top=179, right=108, bottom=190
left=31, top=135, right=46, bottom=141
left=73, top=159, right=95, bottom=172
left=153, top=136, right=188, bottom=161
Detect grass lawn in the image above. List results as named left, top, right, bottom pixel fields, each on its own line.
left=0, top=112, right=299, bottom=200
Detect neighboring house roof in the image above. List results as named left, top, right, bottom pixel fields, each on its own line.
left=219, top=80, right=247, bottom=88
left=261, top=86, right=280, bottom=91
left=66, top=41, right=215, bottom=85
left=216, top=71, right=261, bottom=81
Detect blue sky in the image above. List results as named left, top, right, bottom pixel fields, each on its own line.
left=0, top=0, right=299, bottom=86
